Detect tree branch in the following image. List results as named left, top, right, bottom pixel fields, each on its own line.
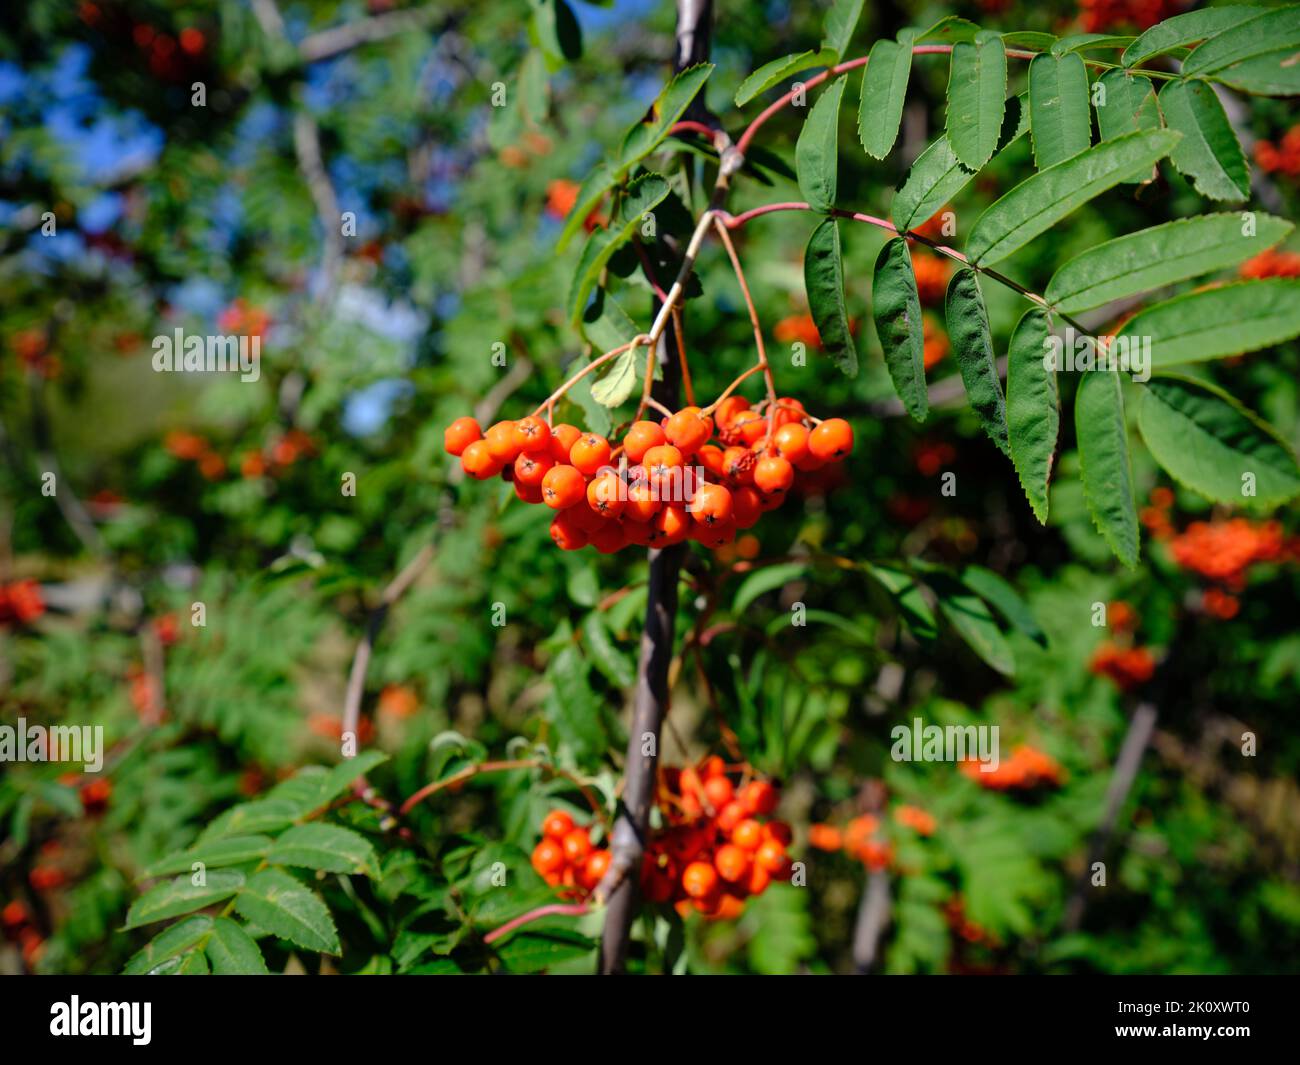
left=299, top=7, right=446, bottom=64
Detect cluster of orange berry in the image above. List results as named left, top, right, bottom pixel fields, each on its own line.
left=809, top=804, right=936, bottom=871
left=1089, top=642, right=1157, bottom=690
left=1240, top=249, right=1300, bottom=280
left=643, top=761, right=789, bottom=919
left=0, top=579, right=44, bottom=626
left=165, top=428, right=315, bottom=482
left=961, top=745, right=1063, bottom=790
left=530, top=760, right=790, bottom=920
left=1253, top=125, right=1300, bottom=178
left=444, top=398, right=854, bottom=553
left=1169, top=518, right=1287, bottom=584
left=529, top=809, right=613, bottom=897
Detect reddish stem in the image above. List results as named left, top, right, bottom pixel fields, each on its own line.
left=735, top=44, right=1039, bottom=157
left=484, top=902, right=591, bottom=945
left=668, top=119, right=719, bottom=141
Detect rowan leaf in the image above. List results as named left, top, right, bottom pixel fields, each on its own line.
left=1028, top=52, right=1091, bottom=168
left=616, top=63, right=714, bottom=173
left=871, top=237, right=928, bottom=422
left=945, top=268, right=1009, bottom=456
left=1005, top=307, right=1057, bottom=522
left=821, top=0, right=866, bottom=60
left=1181, top=6, right=1300, bottom=77
left=235, top=868, right=341, bottom=955
left=796, top=76, right=848, bottom=213
left=1138, top=375, right=1300, bottom=506
left=803, top=217, right=858, bottom=376
left=125, top=870, right=245, bottom=929
left=205, top=917, right=270, bottom=975
left=736, top=49, right=836, bottom=107
left=1045, top=213, right=1293, bottom=313
left=1122, top=6, right=1267, bottom=66
left=858, top=31, right=915, bottom=160
left=267, top=823, right=378, bottom=875
left=946, top=35, right=1007, bottom=170
left=891, top=95, right=1027, bottom=234
left=1116, top=279, right=1300, bottom=367
left=1158, top=79, right=1249, bottom=202
left=1075, top=371, right=1138, bottom=567
left=966, top=129, right=1180, bottom=265
left=1094, top=70, right=1159, bottom=152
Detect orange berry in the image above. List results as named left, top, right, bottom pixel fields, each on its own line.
left=809, top=418, right=853, bottom=461
left=714, top=843, right=752, bottom=883
left=461, top=439, right=503, bottom=480
left=589, top=521, right=627, bottom=554
left=515, top=416, right=552, bottom=453
left=689, top=481, right=733, bottom=526
left=515, top=478, right=543, bottom=504
left=514, top=450, right=554, bottom=487
left=681, top=860, right=719, bottom=899
left=532, top=839, right=566, bottom=876
left=714, top=395, right=751, bottom=428
left=549, top=514, right=587, bottom=550
left=484, top=420, right=523, bottom=462
left=700, top=755, right=726, bottom=778
left=772, top=422, right=811, bottom=464
left=664, top=406, right=714, bottom=454
left=772, top=397, right=806, bottom=428
left=579, top=848, right=612, bottom=890
left=541, top=464, right=587, bottom=509
left=733, top=411, right=767, bottom=446
left=762, top=820, right=793, bottom=847
left=731, top=818, right=764, bottom=850
left=697, top=444, right=727, bottom=479
left=715, top=800, right=746, bottom=833
left=753, top=454, right=794, bottom=494
left=587, top=470, right=626, bottom=518
left=561, top=827, right=592, bottom=865
left=744, top=863, right=772, bottom=896
left=542, top=810, right=575, bottom=840
left=703, top=775, right=735, bottom=809
left=731, top=485, right=762, bottom=529
left=549, top=423, right=582, bottom=463
left=740, top=779, right=778, bottom=816
left=808, top=823, right=843, bottom=851
left=643, top=444, right=684, bottom=487
left=443, top=416, right=482, bottom=456
left=650, top=503, right=690, bottom=545
left=754, top=839, right=787, bottom=875
left=570, top=432, right=611, bottom=475
left=625, top=479, right=661, bottom=522
left=568, top=500, right=605, bottom=533
left=623, top=420, right=666, bottom=463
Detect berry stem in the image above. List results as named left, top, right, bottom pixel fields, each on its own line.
left=399, top=758, right=607, bottom=825
left=712, top=216, right=778, bottom=444
left=530, top=336, right=648, bottom=420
